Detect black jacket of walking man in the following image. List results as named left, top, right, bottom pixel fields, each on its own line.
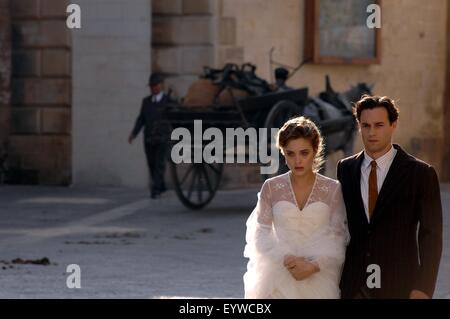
left=337, top=95, right=442, bottom=299
left=128, top=73, right=171, bottom=199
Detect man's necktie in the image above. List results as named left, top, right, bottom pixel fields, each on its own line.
left=368, top=160, right=378, bottom=218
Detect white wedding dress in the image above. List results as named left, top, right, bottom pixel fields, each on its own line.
left=243, top=172, right=350, bottom=299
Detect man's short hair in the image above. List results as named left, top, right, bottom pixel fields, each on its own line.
left=353, top=94, right=400, bottom=124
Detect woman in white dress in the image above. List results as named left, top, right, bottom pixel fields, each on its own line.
left=243, top=116, right=350, bottom=299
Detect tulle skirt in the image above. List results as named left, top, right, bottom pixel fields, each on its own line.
left=243, top=255, right=341, bottom=299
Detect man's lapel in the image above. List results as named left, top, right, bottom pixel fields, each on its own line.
left=351, top=151, right=368, bottom=227
left=370, top=144, right=409, bottom=225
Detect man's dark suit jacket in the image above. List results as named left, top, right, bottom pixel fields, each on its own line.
left=131, top=93, right=171, bottom=144
left=337, top=144, right=442, bottom=298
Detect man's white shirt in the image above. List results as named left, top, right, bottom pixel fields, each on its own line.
left=152, top=92, right=164, bottom=103
left=360, top=145, right=397, bottom=222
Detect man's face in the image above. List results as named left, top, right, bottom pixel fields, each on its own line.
left=359, top=107, right=397, bottom=156
left=150, top=83, right=163, bottom=95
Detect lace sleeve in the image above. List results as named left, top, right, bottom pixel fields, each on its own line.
left=329, top=182, right=350, bottom=248
left=310, top=182, right=350, bottom=272
left=243, top=180, right=291, bottom=264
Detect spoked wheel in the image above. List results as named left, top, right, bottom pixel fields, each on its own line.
left=170, top=160, right=224, bottom=210
left=262, top=100, right=302, bottom=180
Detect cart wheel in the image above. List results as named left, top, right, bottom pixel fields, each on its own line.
left=262, top=100, right=301, bottom=179
left=170, top=160, right=224, bottom=210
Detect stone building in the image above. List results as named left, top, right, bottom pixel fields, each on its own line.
left=0, top=0, right=11, bottom=156
left=0, top=0, right=449, bottom=188
left=3, top=0, right=71, bottom=184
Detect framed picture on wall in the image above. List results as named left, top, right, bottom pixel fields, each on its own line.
left=304, top=0, right=382, bottom=64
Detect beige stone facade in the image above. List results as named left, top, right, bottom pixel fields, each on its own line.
left=152, top=0, right=215, bottom=99
left=150, top=0, right=450, bottom=183
left=218, top=0, right=449, bottom=180
left=71, top=0, right=152, bottom=187
left=1, top=0, right=449, bottom=186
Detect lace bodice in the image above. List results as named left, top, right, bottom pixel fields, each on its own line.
left=257, top=172, right=344, bottom=228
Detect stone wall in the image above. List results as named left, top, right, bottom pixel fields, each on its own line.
left=443, top=2, right=450, bottom=181
left=152, top=0, right=215, bottom=98
left=0, top=0, right=11, bottom=152
left=72, top=0, right=152, bottom=187
left=215, top=1, right=243, bottom=67
left=9, top=0, right=72, bottom=184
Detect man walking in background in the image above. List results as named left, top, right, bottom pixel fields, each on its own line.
left=128, top=73, right=171, bottom=199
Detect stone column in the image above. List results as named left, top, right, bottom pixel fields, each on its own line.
left=10, top=0, right=72, bottom=185
left=72, top=0, right=152, bottom=187
left=0, top=0, right=11, bottom=152
left=443, top=1, right=450, bottom=182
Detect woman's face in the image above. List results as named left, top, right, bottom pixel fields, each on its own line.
left=281, top=137, right=316, bottom=178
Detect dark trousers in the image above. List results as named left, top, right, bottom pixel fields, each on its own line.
left=353, top=288, right=371, bottom=299
left=144, top=142, right=168, bottom=194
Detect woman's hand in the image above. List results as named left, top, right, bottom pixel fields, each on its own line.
left=409, top=290, right=430, bottom=299
left=283, top=255, right=320, bottom=281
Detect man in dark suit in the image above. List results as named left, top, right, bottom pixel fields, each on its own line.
left=337, top=95, right=442, bottom=299
left=128, top=73, right=171, bottom=199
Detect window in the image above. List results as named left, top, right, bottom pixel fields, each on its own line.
left=304, top=0, right=381, bottom=64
